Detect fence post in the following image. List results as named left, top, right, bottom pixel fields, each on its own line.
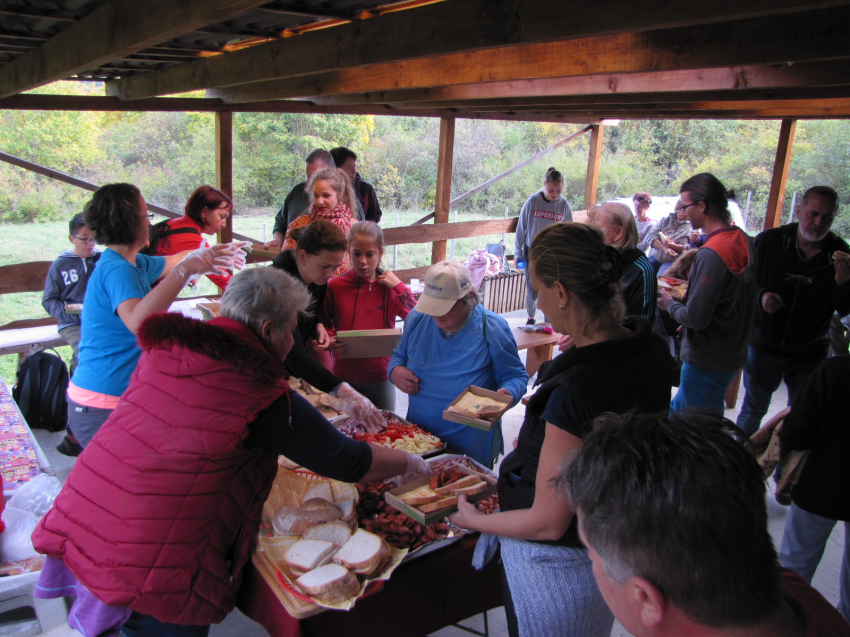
left=393, top=212, right=399, bottom=270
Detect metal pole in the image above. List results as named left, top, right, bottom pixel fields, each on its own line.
left=745, top=191, right=752, bottom=228
left=502, top=205, right=509, bottom=244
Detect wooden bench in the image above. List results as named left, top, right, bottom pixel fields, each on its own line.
left=0, top=261, right=66, bottom=367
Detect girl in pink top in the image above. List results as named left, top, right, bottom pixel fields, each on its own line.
left=322, top=221, right=415, bottom=411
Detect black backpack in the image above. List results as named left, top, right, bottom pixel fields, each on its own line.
left=141, top=219, right=201, bottom=256
left=12, top=349, right=69, bottom=432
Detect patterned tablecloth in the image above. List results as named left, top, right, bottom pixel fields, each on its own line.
left=0, top=381, right=42, bottom=495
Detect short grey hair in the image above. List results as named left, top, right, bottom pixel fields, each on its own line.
left=463, top=288, right=482, bottom=308
left=305, top=149, right=335, bottom=170
left=220, top=267, right=311, bottom=333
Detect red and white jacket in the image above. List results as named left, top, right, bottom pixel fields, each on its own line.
left=32, top=313, right=289, bottom=625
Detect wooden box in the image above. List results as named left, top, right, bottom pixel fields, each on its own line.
left=442, top=385, right=512, bottom=431
left=384, top=466, right=497, bottom=525
left=334, top=329, right=401, bottom=359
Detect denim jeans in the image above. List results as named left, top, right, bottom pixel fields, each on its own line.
left=121, top=612, right=210, bottom=637
left=671, top=362, right=736, bottom=416
left=780, top=503, right=850, bottom=623
left=735, top=347, right=824, bottom=437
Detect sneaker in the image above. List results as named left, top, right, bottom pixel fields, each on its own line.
left=526, top=317, right=536, bottom=326
left=56, top=436, right=83, bottom=457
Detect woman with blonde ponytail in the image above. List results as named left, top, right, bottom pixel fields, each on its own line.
left=451, top=222, right=671, bottom=637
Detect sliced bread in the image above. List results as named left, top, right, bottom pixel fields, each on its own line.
left=453, top=481, right=488, bottom=497
left=273, top=499, right=343, bottom=536
left=350, top=541, right=391, bottom=579
left=401, top=491, right=440, bottom=506
left=303, top=521, right=352, bottom=547
left=336, top=499, right=357, bottom=525
left=296, top=563, right=356, bottom=597
left=283, top=539, right=338, bottom=576
left=301, top=482, right=334, bottom=505
left=434, top=474, right=480, bottom=496
left=332, top=529, right=387, bottom=572
left=417, top=495, right=458, bottom=513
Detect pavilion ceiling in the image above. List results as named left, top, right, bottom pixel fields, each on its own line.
left=2, top=0, right=850, bottom=120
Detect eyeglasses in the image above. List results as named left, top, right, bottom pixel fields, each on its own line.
left=675, top=202, right=699, bottom=213
left=73, top=235, right=96, bottom=244
left=140, top=213, right=154, bottom=219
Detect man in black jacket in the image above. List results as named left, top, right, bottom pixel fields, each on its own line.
left=736, top=186, right=850, bottom=437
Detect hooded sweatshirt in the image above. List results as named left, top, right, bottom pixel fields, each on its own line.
left=667, top=226, right=758, bottom=372
left=42, top=249, right=101, bottom=330
left=514, top=191, right=572, bottom=256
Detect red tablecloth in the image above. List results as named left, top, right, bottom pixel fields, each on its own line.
left=237, top=534, right=502, bottom=637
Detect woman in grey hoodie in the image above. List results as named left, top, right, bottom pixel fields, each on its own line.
left=515, top=167, right=572, bottom=325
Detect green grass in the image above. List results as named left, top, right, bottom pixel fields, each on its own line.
left=1, top=209, right=515, bottom=385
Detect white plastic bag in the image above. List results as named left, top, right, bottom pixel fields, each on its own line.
left=8, top=473, right=61, bottom=517
left=0, top=507, right=39, bottom=561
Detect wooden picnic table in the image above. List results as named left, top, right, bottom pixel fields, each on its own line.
left=513, top=325, right=559, bottom=377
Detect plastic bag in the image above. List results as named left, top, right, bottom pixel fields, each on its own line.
left=0, top=507, right=40, bottom=562
left=8, top=473, right=61, bottom=517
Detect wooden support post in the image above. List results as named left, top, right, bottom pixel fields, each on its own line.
left=216, top=110, right=234, bottom=243
left=584, top=124, right=604, bottom=210
left=764, top=118, right=797, bottom=231
left=431, top=116, right=456, bottom=264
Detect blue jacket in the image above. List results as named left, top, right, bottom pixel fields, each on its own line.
left=388, top=304, right=528, bottom=465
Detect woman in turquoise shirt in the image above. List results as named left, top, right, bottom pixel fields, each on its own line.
left=388, top=261, right=528, bottom=467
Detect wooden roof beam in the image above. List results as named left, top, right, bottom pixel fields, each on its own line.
left=389, top=86, right=850, bottom=109
left=0, top=0, right=276, bottom=99
left=0, top=92, right=600, bottom=123
left=107, top=0, right=850, bottom=100
left=209, top=7, right=850, bottom=102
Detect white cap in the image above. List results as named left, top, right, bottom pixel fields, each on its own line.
left=414, top=260, right=474, bottom=316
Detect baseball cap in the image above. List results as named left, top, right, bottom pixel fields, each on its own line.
left=414, top=260, right=474, bottom=316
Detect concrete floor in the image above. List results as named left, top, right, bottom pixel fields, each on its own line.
left=31, top=308, right=846, bottom=636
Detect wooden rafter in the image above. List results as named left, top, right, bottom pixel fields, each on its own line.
left=209, top=7, right=850, bottom=103
left=0, top=0, right=276, bottom=99
left=764, top=119, right=797, bottom=230
left=293, top=61, right=850, bottom=105
left=107, top=0, right=850, bottom=100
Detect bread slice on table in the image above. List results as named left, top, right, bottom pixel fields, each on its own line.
left=434, top=474, right=480, bottom=496
left=301, top=482, right=334, bottom=505
left=336, top=499, right=357, bottom=527
left=273, top=499, right=343, bottom=536
left=332, top=529, right=390, bottom=576
left=283, top=539, right=338, bottom=577
left=417, top=495, right=458, bottom=513
left=401, top=491, right=439, bottom=506
left=303, top=521, right=352, bottom=547
left=296, top=563, right=359, bottom=603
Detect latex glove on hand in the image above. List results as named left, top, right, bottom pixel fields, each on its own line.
left=328, top=382, right=386, bottom=432
left=173, top=242, right=247, bottom=284
left=396, top=451, right=431, bottom=484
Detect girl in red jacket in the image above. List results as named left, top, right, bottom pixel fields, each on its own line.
left=322, top=221, right=416, bottom=411
left=150, top=185, right=233, bottom=291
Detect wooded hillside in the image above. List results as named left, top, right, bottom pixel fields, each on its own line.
left=2, top=83, right=849, bottom=240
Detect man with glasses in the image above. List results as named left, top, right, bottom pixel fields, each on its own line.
left=736, top=186, right=850, bottom=446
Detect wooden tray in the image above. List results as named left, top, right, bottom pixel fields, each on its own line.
left=384, top=466, right=497, bottom=525
left=442, top=385, right=512, bottom=431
